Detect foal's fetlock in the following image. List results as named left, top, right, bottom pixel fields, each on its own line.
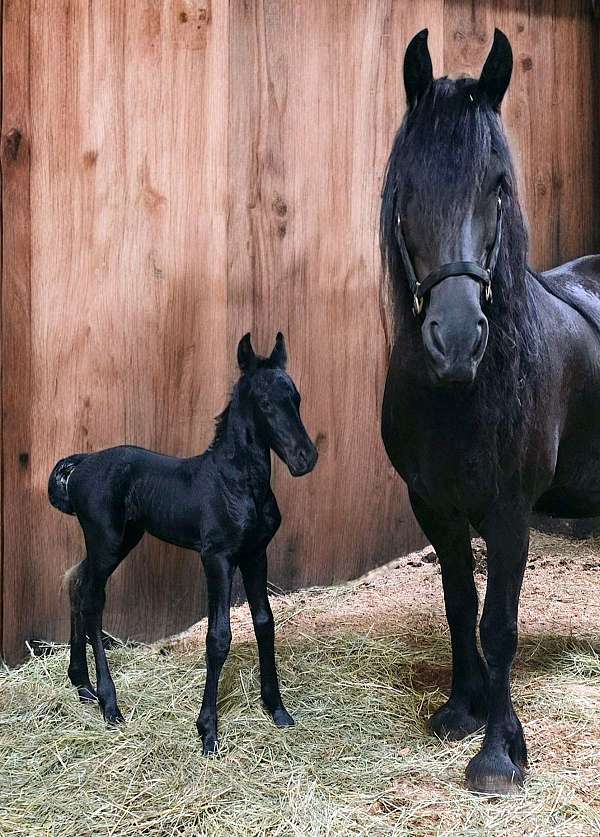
left=260, top=687, right=294, bottom=727
left=102, top=703, right=125, bottom=726
left=270, top=705, right=295, bottom=728
left=77, top=684, right=98, bottom=703
left=196, top=716, right=219, bottom=755
left=68, top=667, right=98, bottom=703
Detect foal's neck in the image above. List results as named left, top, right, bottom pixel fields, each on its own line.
left=213, top=391, right=272, bottom=487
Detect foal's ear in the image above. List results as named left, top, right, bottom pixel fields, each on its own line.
left=237, top=332, right=257, bottom=372
left=404, top=29, right=433, bottom=110
left=478, top=29, right=513, bottom=111
left=269, top=332, right=287, bottom=369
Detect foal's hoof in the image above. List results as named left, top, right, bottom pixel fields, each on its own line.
left=271, top=706, right=295, bottom=728
left=466, top=749, right=525, bottom=795
left=202, top=736, right=219, bottom=756
left=429, top=701, right=486, bottom=741
left=77, top=685, right=98, bottom=704
left=104, top=707, right=125, bottom=726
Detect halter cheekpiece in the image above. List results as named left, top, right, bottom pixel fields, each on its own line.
left=396, top=194, right=503, bottom=317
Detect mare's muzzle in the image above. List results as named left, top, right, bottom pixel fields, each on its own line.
left=395, top=194, right=502, bottom=385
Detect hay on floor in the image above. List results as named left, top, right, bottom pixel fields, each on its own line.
left=0, top=534, right=599, bottom=836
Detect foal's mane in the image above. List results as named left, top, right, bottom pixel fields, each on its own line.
left=380, top=77, right=544, bottom=447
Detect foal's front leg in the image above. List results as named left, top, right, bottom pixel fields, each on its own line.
left=240, top=550, right=294, bottom=727
left=466, top=506, right=529, bottom=794
left=197, top=554, right=234, bottom=755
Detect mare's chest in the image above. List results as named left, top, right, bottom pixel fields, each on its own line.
left=382, top=369, right=499, bottom=515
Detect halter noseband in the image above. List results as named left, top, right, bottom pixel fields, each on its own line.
left=396, top=195, right=503, bottom=316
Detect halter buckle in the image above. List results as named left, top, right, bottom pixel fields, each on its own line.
left=413, top=283, right=423, bottom=316
left=485, top=276, right=492, bottom=303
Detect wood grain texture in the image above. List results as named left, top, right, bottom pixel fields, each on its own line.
left=2, top=0, right=33, bottom=664
left=2, top=1, right=599, bottom=662
left=2, top=0, right=229, bottom=662
left=443, top=0, right=600, bottom=269
left=227, top=0, right=441, bottom=597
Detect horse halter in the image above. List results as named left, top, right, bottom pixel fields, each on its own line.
left=396, top=194, right=503, bottom=317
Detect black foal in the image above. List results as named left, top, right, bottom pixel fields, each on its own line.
left=49, top=332, right=318, bottom=753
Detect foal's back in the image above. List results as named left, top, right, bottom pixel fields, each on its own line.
left=67, top=444, right=218, bottom=550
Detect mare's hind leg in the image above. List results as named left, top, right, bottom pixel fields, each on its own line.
left=66, top=560, right=96, bottom=702
left=239, top=551, right=293, bottom=728
left=79, top=522, right=144, bottom=724
left=196, top=554, right=234, bottom=755
left=410, top=492, right=488, bottom=740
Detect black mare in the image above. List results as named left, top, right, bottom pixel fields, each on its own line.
left=381, top=29, right=600, bottom=794
left=49, top=333, right=318, bottom=754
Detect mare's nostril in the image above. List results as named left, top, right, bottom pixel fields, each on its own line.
left=430, top=322, right=446, bottom=357
left=473, top=318, right=488, bottom=358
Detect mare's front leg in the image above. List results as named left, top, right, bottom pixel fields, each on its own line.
left=197, top=554, right=234, bottom=755
left=466, top=505, right=529, bottom=794
left=410, top=492, right=488, bottom=739
left=239, top=550, right=293, bottom=728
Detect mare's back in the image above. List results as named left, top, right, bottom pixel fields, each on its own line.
left=536, top=255, right=600, bottom=335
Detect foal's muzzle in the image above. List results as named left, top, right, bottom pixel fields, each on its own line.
left=287, top=443, right=318, bottom=477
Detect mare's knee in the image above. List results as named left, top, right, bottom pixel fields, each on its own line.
left=480, top=614, right=517, bottom=668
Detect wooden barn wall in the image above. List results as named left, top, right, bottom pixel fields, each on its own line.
left=1, top=1, right=598, bottom=662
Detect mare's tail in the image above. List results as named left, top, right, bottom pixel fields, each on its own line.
left=48, top=454, right=88, bottom=515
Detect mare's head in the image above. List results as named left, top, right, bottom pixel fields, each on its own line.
left=381, top=29, right=528, bottom=386
left=237, top=332, right=318, bottom=476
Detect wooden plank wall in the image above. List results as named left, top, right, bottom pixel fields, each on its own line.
left=2, top=1, right=598, bottom=663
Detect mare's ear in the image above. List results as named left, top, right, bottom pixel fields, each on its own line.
left=478, top=29, right=512, bottom=111
left=237, top=332, right=257, bottom=372
left=269, top=332, right=287, bottom=369
left=404, top=29, right=433, bottom=110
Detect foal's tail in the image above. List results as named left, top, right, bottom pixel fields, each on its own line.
left=48, top=454, right=88, bottom=515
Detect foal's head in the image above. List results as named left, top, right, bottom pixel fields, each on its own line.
left=237, top=332, right=318, bottom=477
left=382, top=29, right=527, bottom=387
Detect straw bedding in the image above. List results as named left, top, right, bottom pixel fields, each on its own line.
left=1, top=532, right=599, bottom=836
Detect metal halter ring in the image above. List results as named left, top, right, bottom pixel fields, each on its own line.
left=413, top=284, right=424, bottom=316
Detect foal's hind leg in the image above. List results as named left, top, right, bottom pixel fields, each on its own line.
left=196, top=554, right=234, bottom=754
left=79, top=523, right=144, bottom=724
left=66, top=560, right=97, bottom=703
left=240, top=551, right=293, bottom=728
left=410, top=492, right=488, bottom=740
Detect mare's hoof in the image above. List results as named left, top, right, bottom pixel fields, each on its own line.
left=429, top=701, right=486, bottom=741
left=465, top=748, right=525, bottom=795
left=77, top=685, right=98, bottom=703
left=202, top=736, right=219, bottom=756
left=104, top=707, right=125, bottom=726
left=271, top=706, right=295, bottom=728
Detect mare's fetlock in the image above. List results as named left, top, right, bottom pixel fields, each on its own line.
left=429, top=699, right=486, bottom=740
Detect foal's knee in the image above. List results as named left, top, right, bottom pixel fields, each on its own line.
left=252, top=607, right=273, bottom=633
left=206, top=626, right=231, bottom=665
